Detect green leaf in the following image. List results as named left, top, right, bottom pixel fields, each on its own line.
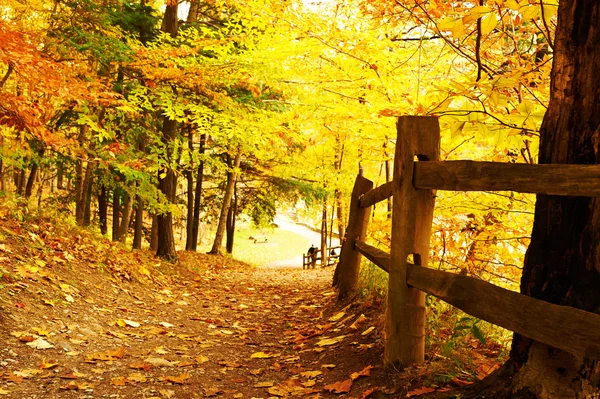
left=471, top=324, right=487, bottom=345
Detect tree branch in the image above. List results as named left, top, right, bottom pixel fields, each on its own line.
left=0, top=63, right=14, bottom=89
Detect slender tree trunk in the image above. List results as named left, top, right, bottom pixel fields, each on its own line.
left=470, top=3, right=600, bottom=398
left=98, top=185, right=108, bottom=235
left=57, top=164, right=64, bottom=190
left=0, top=134, right=4, bottom=191
left=133, top=196, right=144, bottom=250
left=82, top=165, right=94, bottom=226
left=117, top=192, right=134, bottom=242
left=320, top=198, right=328, bottom=267
left=225, top=184, right=238, bottom=254
left=190, top=133, right=206, bottom=251
left=185, top=126, right=195, bottom=250
left=24, top=163, right=39, bottom=198
left=209, top=151, right=242, bottom=255
left=16, top=169, right=25, bottom=195
left=150, top=215, right=158, bottom=251
left=76, top=161, right=95, bottom=226
left=112, top=188, right=121, bottom=241
left=334, top=137, right=346, bottom=239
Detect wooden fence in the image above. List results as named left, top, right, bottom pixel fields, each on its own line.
left=335, top=116, right=600, bottom=367
left=303, top=246, right=341, bottom=269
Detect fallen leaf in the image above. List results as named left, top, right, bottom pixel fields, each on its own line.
left=111, top=376, right=127, bottom=386
left=5, top=373, right=23, bottom=384
left=123, top=319, right=141, bottom=328
left=254, top=381, right=274, bottom=388
left=350, top=365, right=373, bottom=381
left=316, top=335, right=345, bottom=346
left=127, top=373, right=147, bottom=383
left=267, top=386, right=288, bottom=397
left=250, top=351, right=279, bottom=359
left=328, top=312, right=345, bottom=322
left=87, top=347, right=125, bottom=361
left=233, top=393, right=243, bottom=398
left=154, top=346, right=169, bottom=355
left=164, top=373, right=190, bottom=384
left=159, top=322, right=174, bottom=328
left=361, top=327, right=375, bottom=336
left=196, top=355, right=209, bottom=364
left=324, top=378, right=353, bottom=394
left=130, top=361, right=153, bottom=371
left=300, top=370, right=322, bottom=378
left=0, top=389, right=9, bottom=395
left=361, top=387, right=378, bottom=399
left=26, top=338, right=54, bottom=349
left=451, top=377, right=473, bottom=386
left=301, top=380, right=316, bottom=387
left=39, top=359, right=59, bottom=369
left=321, top=364, right=336, bottom=369
left=203, top=385, right=221, bottom=397
left=349, top=314, right=367, bottom=329
left=406, top=386, right=436, bottom=397
left=145, top=357, right=174, bottom=367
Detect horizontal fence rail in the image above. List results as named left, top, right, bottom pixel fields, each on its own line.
left=354, top=239, right=600, bottom=360
left=414, top=161, right=600, bottom=197
left=359, top=181, right=394, bottom=208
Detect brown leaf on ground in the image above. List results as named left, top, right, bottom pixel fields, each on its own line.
left=361, top=386, right=378, bottom=399
left=163, top=373, right=191, bottom=384
left=324, top=378, right=353, bottom=394
left=406, top=386, right=436, bottom=397
left=350, top=365, right=373, bottom=381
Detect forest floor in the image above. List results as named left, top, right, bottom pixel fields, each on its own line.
left=0, top=211, right=503, bottom=399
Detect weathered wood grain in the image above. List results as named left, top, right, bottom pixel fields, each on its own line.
left=355, top=240, right=390, bottom=273
left=414, top=161, right=600, bottom=196
left=387, top=116, right=440, bottom=367
left=359, top=181, right=394, bottom=208
left=334, top=174, right=374, bottom=298
left=406, top=265, right=600, bottom=360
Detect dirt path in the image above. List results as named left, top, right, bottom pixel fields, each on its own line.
left=0, top=251, right=392, bottom=399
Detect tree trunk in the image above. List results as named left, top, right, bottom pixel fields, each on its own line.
left=468, top=2, right=600, bottom=398
left=150, top=214, right=158, bottom=251
left=320, top=197, right=328, bottom=267
left=112, top=188, right=121, bottom=241
left=209, top=151, right=242, bottom=255
left=185, top=126, right=195, bottom=250
left=186, top=0, right=199, bottom=23
left=98, top=185, right=108, bottom=236
left=16, top=169, right=25, bottom=195
left=225, top=183, right=238, bottom=254
left=190, top=133, right=206, bottom=251
left=83, top=175, right=93, bottom=226
left=76, top=160, right=95, bottom=226
left=156, top=117, right=178, bottom=260
left=132, top=195, right=144, bottom=250
left=0, top=134, right=4, bottom=191
left=24, top=163, right=39, bottom=198
left=117, top=192, right=134, bottom=242
left=334, top=137, right=346, bottom=240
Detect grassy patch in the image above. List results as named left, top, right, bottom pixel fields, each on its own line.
left=200, top=225, right=311, bottom=266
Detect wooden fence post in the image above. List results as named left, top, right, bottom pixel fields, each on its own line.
left=334, top=174, right=374, bottom=299
left=386, top=116, right=440, bottom=367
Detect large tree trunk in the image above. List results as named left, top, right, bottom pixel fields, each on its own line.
left=465, top=3, right=600, bottom=398
left=190, top=133, right=206, bottom=251
left=209, top=151, right=242, bottom=255
left=155, top=1, right=179, bottom=260
left=156, top=117, right=178, bottom=260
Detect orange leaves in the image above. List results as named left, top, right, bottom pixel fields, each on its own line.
left=87, top=347, right=126, bottom=362
left=324, top=378, right=353, bottom=394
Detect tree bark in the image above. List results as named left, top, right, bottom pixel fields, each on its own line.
left=225, top=183, right=237, bottom=254
left=320, top=197, right=328, bottom=267
left=112, top=188, right=121, bottom=241
left=156, top=117, right=178, bottom=260
left=98, top=185, right=108, bottom=235
left=155, top=1, right=179, bottom=260
left=185, top=126, right=195, bottom=250
left=132, top=196, right=144, bottom=249
left=117, top=192, right=134, bottom=242
left=209, top=151, right=242, bottom=255
left=190, top=133, right=206, bottom=251
left=150, top=215, right=158, bottom=251
left=467, top=2, right=600, bottom=398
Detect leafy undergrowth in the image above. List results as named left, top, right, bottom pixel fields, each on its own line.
left=0, top=209, right=504, bottom=398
